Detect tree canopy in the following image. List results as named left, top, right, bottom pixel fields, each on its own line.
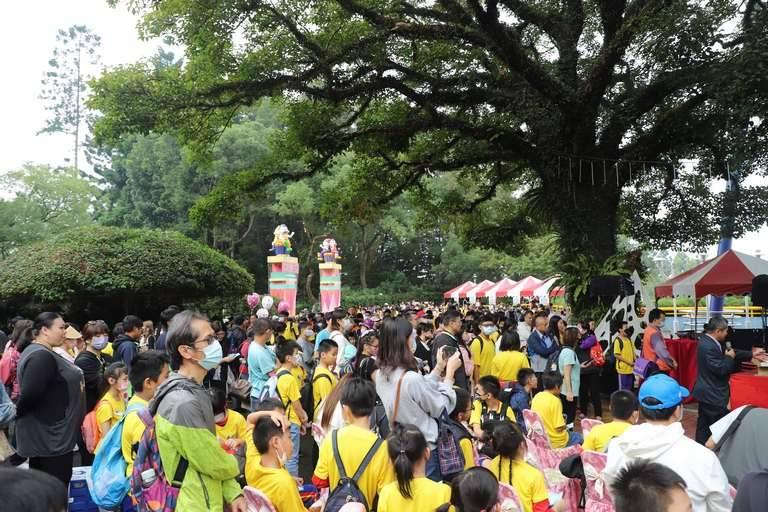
left=0, top=226, right=254, bottom=322
left=90, top=0, right=768, bottom=311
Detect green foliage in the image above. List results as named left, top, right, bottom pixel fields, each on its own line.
left=0, top=164, right=97, bottom=257
left=0, top=226, right=253, bottom=305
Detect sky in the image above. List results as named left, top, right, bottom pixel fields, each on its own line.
left=0, top=0, right=765, bottom=258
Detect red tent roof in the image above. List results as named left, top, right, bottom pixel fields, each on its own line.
left=479, top=278, right=518, bottom=298
left=508, top=276, right=543, bottom=298
left=443, top=281, right=476, bottom=299
left=655, top=250, right=768, bottom=298
left=466, top=280, right=496, bottom=300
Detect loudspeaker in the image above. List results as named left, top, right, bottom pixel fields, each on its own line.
left=590, top=276, right=635, bottom=297
left=753, top=275, right=768, bottom=308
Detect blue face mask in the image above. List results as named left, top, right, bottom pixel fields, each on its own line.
left=91, top=335, right=109, bottom=351
left=199, top=339, right=223, bottom=370
left=410, top=335, right=417, bottom=353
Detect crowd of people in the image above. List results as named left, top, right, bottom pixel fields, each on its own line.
left=0, top=300, right=765, bottom=512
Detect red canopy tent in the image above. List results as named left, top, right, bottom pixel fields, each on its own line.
left=655, top=250, right=768, bottom=299
left=507, top=276, right=543, bottom=300
left=466, top=280, right=496, bottom=302
left=443, top=281, right=476, bottom=300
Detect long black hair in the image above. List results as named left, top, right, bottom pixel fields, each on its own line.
left=436, top=467, right=499, bottom=512
left=19, top=312, right=62, bottom=352
left=377, top=317, right=417, bottom=373
left=387, top=423, right=428, bottom=500
left=490, top=422, right=526, bottom=485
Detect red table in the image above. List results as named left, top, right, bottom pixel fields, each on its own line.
left=665, top=338, right=699, bottom=403
left=730, top=372, right=768, bottom=408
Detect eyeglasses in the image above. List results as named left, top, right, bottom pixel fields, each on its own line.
left=192, top=335, right=216, bottom=347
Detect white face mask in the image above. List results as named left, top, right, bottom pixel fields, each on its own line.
left=277, top=445, right=288, bottom=466
left=214, top=412, right=226, bottom=423
left=481, top=325, right=497, bottom=336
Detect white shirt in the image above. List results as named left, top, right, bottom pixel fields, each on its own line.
left=517, top=322, right=532, bottom=346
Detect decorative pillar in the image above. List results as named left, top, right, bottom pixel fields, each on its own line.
left=318, top=238, right=341, bottom=313
left=268, top=255, right=299, bottom=316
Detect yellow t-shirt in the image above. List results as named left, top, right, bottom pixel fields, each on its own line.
left=96, top=390, right=126, bottom=436
left=491, top=351, right=531, bottom=382
left=582, top=421, right=632, bottom=453
left=470, top=334, right=498, bottom=378
left=249, top=462, right=307, bottom=511
left=488, top=457, right=549, bottom=512
left=121, top=395, right=148, bottom=475
left=378, top=476, right=451, bottom=512
left=276, top=369, right=302, bottom=426
left=531, top=391, right=568, bottom=448
left=314, top=424, right=394, bottom=508
left=215, top=409, right=249, bottom=442
left=469, top=399, right=516, bottom=429
left=244, top=425, right=262, bottom=487
left=613, top=336, right=635, bottom=374
left=283, top=322, right=299, bottom=341
left=101, top=342, right=114, bottom=358
left=312, top=366, right=338, bottom=410
left=459, top=437, right=475, bottom=470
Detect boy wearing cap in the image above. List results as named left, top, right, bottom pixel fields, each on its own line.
left=605, top=374, right=732, bottom=512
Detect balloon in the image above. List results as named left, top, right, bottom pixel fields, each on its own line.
left=261, top=295, right=274, bottom=310
left=246, top=293, right=261, bottom=310
left=277, top=301, right=290, bottom=314
left=256, top=308, right=269, bottom=319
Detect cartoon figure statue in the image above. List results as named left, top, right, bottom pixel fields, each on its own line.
left=317, top=238, right=341, bottom=263
left=271, top=224, right=295, bottom=255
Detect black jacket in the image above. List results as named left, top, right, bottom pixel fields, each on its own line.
left=113, top=334, right=138, bottom=369
left=692, top=333, right=751, bottom=408
left=74, top=350, right=108, bottom=412
left=431, top=331, right=469, bottom=390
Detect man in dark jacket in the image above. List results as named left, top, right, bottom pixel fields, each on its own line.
left=114, top=315, right=143, bottom=369
left=431, top=309, right=470, bottom=390
left=692, top=316, right=752, bottom=444
left=527, top=312, right=559, bottom=388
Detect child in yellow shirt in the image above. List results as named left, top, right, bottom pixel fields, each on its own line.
left=487, top=422, right=566, bottom=512
left=582, top=390, right=638, bottom=453
left=95, top=362, right=129, bottom=448
left=275, top=341, right=308, bottom=477
left=313, top=339, right=339, bottom=410
left=492, top=330, right=530, bottom=386
left=378, top=424, right=451, bottom=512
left=212, top=387, right=249, bottom=453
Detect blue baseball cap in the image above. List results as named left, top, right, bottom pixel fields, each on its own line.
left=638, top=374, right=690, bottom=410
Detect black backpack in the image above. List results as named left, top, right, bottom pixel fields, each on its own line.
left=325, top=430, right=383, bottom=512
left=300, top=370, right=332, bottom=422
left=546, top=348, right=562, bottom=373
left=480, top=401, right=512, bottom=432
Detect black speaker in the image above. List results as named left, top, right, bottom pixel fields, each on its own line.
left=590, top=276, right=635, bottom=297
left=753, top=275, right=768, bottom=308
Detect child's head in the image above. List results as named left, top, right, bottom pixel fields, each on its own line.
left=517, top=368, right=537, bottom=390
left=542, top=371, right=563, bottom=393
left=276, top=340, right=300, bottom=368
left=475, top=375, right=501, bottom=402
left=610, top=390, right=640, bottom=423
left=129, top=350, right=170, bottom=398
left=388, top=423, right=429, bottom=500
left=498, top=330, right=521, bottom=352
left=491, top=422, right=526, bottom=460
left=450, top=388, right=472, bottom=423
left=340, top=377, right=376, bottom=422
left=318, top=339, right=339, bottom=368
left=211, top=387, right=228, bottom=416
left=611, top=460, right=691, bottom=512
left=439, top=467, right=499, bottom=512
left=104, top=362, right=129, bottom=391
left=253, top=415, right=292, bottom=464
left=253, top=397, right=286, bottom=415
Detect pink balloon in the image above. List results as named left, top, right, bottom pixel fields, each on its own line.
left=246, top=293, right=261, bottom=310
left=277, top=301, right=290, bottom=314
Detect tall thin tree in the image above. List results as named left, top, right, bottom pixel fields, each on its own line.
left=39, top=25, right=101, bottom=176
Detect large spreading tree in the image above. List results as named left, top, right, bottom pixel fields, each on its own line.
left=92, top=0, right=768, bottom=307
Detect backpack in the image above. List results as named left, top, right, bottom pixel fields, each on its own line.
left=325, top=430, right=383, bottom=512
left=606, top=337, right=622, bottom=367
left=480, top=401, right=512, bottom=433
left=300, top=371, right=332, bottom=423
left=258, top=369, right=292, bottom=403
left=546, top=348, right=562, bottom=373
left=90, top=402, right=145, bottom=508
left=369, top=402, right=390, bottom=438
left=81, top=399, right=109, bottom=454
left=130, top=408, right=190, bottom=512
left=437, top=413, right=472, bottom=481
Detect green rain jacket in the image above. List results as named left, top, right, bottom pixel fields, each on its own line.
left=150, top=373, right=242, bottom=512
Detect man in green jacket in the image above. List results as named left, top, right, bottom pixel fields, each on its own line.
left=151, top=310, right=246, bottom=512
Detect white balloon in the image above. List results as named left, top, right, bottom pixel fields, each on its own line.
left=256, top=308, right=269, bottom=319
left=261, top=295, right=274, bottom=310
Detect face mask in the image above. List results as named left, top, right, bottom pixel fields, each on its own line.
left=410, top=335, right=417, bottom=353
left=214, top=412, right=227, bottom=425
left=91, top=336, right=109, bottom=351
left=199, top=339, right=223, bottom=370
left=277, top=445, right=288, bottom=467
left=118, top=381, right=129, bottom=392
left=294, top=353, right=304, bottom=366
left=304, top=329, right=315, bottom=338
left=482, top=326, right=497, bottom=336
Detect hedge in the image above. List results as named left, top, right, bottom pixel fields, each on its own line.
left=0, top=226, right=254, bottom=306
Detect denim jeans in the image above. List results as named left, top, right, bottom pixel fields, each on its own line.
left=566, top=431, right=584, bottom=447
left=425, top=444, right=442, bottom=482
left=286, top=423, right=301, bottom=476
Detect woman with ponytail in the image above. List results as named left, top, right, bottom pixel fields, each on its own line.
left=378, top=423, right=451, bottom=511
left=488, top=422, right=565, bottom=512
left=436, top=466, right=500, bottom=512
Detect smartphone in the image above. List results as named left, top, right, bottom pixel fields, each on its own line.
left=442, top=345, right=458, bottom=361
